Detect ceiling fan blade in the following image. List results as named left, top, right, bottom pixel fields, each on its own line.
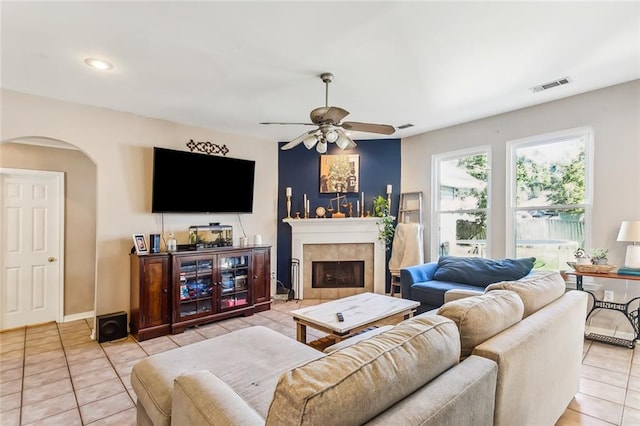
left=281, top=130, right=316, bottom=150
left=260, top=121, right=315, bottom=126
left=310, top=106, right=350, bottom=124
left=341, top=121, right=395, bottom=135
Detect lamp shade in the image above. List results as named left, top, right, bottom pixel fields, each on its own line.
left=617, top=221, right=640, bottom=242
left=316, top=141, right=327, bottom=153
left=303, top=134, right=318, bottom=150
left=618, top=221, right=640, bottom=268
left=325, top=129, right=339, bottom=143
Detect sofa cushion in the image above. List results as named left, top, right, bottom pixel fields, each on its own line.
left=485, top=271, right=566, bottom=317
left=432, top=256, right=535, bottom=287
left=436, top=290, right=524, bottom=358
left=131, top=326, right=323, bottom=426
left=265, top=315, right=460, bottom=426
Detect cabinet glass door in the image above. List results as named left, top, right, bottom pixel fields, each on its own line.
left=178, top=258, right=214, bottom=318
left=218, top=253, right=250, bottom=310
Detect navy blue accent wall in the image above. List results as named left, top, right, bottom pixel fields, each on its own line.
left=277, top=138, right=401, bottom=295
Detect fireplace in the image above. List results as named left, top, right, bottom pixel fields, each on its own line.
left=283, top=217, right=386, bottom=299
left=312, top=261, right=365, bottom=289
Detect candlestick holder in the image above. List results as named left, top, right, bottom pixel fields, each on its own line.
left=387, top=193, right=392, bottom=213
left=285, top=195, right=292, bottom=218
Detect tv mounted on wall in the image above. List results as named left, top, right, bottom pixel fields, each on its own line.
left=151, top=147, right=255, bottom=213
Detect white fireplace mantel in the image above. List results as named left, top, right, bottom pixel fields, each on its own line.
left=283, top=217, right=386, bottom=299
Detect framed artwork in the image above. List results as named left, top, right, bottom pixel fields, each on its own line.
left=132, top=234, right=149, bottom=254
left=319, top=154, right=360, bottom=193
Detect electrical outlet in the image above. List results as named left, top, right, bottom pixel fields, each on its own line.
left=271, top=271, right=276, bottom=280
left=604, top=290, right=614, bottom=302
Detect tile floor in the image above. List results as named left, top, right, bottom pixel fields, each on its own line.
left=1, top=299, right=639, bottom=425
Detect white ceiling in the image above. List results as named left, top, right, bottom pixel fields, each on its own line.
left=2, top=1, right=639, bottom=145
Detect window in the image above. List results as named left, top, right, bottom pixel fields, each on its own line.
left=432, top=147, right=491, bottom=259
left=506, top=127, right=593, bottom=271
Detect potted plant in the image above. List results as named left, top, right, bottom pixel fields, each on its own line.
left=574, top=248, right=591, bottom=265
left=591, top=248, right=608, bottom=265
left=373, top=195, right=395, bottom=249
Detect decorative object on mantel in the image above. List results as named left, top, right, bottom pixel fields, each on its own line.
left=285, top=187, right=292, bottom=219
left=373, top=195, right=395, bottom=249
left=186, top=139, right=229, bottom=156
left=386, top=184, right=392, bottom=212
left=590, top=248, right=608, bottom=265
left=303, top=193, right=309, bottom=219
left=315, top=206, right=326, bottom=218
left=327, top=193, right=348, bottom=218
left=617, top=221, right=640, bottom=268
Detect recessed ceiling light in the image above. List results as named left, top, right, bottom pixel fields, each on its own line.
left=84, top=57, right=114, bottom=71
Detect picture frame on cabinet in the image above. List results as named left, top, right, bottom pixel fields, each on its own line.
left=133, top=234, right=149, bottom=254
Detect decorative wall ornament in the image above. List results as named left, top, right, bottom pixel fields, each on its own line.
left=186, top=139, right=229, bottom=156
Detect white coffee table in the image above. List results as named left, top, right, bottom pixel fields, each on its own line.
left=290, top=292, right=420, bottom=344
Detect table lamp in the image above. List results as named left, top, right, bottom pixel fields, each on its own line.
left=617, top=221, right=640, bottom=268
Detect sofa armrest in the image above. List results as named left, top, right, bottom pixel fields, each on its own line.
left=444, top=288, right=484, bottom=303
left=471, top=290, right=588, bottom=426
left=400, top=261, right=438, bottom=299
left=172, top=370, right=264, bottom=426
left=365, top=355, right=497, bottom=426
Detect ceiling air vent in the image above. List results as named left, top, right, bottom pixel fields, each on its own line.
left=397, top=123, right=414, bottom=129
left=530, top=77, right=571, bottom=93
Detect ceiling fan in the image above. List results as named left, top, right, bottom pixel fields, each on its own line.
left=260, top=72, right=395, bottom=153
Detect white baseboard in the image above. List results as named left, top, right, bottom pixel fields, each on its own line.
left=63, top=310, right=94, bottom=323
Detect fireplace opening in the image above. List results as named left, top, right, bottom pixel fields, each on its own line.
left=312, top=261, right=365, bottom=288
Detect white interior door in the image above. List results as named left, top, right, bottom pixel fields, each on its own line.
left=1, top=169, right=64, bottom=330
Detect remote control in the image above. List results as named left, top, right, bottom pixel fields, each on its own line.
left=336, top=312, right=344, bottom=322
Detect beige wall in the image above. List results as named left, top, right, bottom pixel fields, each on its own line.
left=0, top=142, right=97, bottom=315
left=0, top=89, right=279, bottom=322
left=402, top=79, right=640, bottom=263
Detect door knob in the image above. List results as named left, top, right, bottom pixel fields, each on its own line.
left=48, top=257, right=57, bottom=262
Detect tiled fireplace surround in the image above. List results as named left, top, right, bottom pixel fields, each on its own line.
left=284, top=217, right=386, bottom=299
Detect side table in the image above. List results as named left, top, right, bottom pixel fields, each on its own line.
left=566, top=271, right=640, bottom=348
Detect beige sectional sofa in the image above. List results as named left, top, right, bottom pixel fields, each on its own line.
left=131, top=271, right=587, bottom=426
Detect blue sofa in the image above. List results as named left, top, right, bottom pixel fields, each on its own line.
left=401, top=256, right=536, bottom=313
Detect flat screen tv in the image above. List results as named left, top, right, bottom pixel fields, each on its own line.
left=151, top=147, right=255, bottom=213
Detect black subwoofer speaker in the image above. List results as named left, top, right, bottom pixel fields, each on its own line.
left=96, top=311, right=128, bottom=343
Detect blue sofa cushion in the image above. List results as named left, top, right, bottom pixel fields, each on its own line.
left=432, top=256, right=535, bottom=287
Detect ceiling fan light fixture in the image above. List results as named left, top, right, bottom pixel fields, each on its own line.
left=325, top=129, right=339, bottom=143
left=316, top=141, right=327, bottom=153
left=335, top=134, right=352, bottom=150
left=303, top=134, right=318, bottom=149
left=268, top=72, right=394, bottom=152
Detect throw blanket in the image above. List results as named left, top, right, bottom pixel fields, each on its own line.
left=388, top=223, right=424, bottom=273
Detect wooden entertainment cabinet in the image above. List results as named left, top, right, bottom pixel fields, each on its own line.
left=130, top=246, right=271, bottom=341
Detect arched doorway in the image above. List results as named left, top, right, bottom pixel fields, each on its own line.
left=0, top=137, right=97, bottom=329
